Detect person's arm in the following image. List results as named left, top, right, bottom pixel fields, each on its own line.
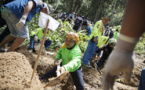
left=96, top=45, right=107, bottom=53
left=16, top=1, right=36, bottom=28
left=101, top=25, right=105, bottom=33
left=88, top=22, right=97, bottom=40
left=79, top=20, right=83, bottom=29
left=120, top=1, right=145, bottom=38
left=23, top=1, right=36, bottom=18
left=103, top=0, right=145, bottom=90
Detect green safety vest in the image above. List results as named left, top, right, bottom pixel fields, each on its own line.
left=97, top=36, right=108, bottom=48
left=88, top=20, right=103, bottom=40
left=114, top=32, right=119, bottom=40
left=30, top=28, right=50, bottom=40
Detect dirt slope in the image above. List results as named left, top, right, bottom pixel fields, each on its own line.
left=0, top=46, right=144, bottom=90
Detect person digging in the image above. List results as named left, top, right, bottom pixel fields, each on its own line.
left=39, top=32, right=85, bottom=90
left=90, top=38, right=120, bottom=82
left=29, top=27, right=52, bottom=53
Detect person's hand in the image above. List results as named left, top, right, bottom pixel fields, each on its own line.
left=54, top=60, right=59, bottom=66
left=96, top=56, right=101, bottom=60
left=34, top=35, right=38, bottom=42
left=103, top=49, right=134, bottom=90
left=94, top=37, right=98, bottom=43
left=16, top=15, right=27, bottom=29
left=56, top=67, right=66, bottom=76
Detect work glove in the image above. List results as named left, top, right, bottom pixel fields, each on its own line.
left=16, top=15, right=27, bottom=29
left=34, top=35, right=38, bottom=42
left=103, top=38, right=137, bottom=90
left=56, top=67, right=66, bottom=77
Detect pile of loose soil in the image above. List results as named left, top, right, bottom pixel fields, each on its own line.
left=0, top=52, right=43, bottom=90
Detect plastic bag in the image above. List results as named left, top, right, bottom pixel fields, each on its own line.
left=38, top=12, right=60, bottom=31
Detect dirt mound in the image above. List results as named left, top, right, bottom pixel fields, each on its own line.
left=0, top=52, right=43, bottom=90
left=15, top=46, right=36, bottom=67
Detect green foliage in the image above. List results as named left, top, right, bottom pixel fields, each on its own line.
left=135, top=37, right=145, bottom=54
left=0, top=25, right=7, bottom=34
left=48, top=20, right=88, bottom=53
left=57, top=0, right=127, bottom=25
left=22, top=14, right=88, bottom=53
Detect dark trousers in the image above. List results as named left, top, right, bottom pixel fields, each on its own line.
left=0, top=11, right=10, bottom=43
left=97, top=57, right=106, bottom=69
left=138, top=68, right=145, bottom=90
left=29, top=36, right=52, bottom=50
left=40, top=66, right=84, bottom=90
left=0, top=27, right=10, bottom=43
left=73, top=25, right=79, bottom=32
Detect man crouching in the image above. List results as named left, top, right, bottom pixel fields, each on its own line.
left=40, top=32, right=84, bottom=90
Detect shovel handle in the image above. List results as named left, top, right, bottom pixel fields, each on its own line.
left=29, top=20, right=50, bottom=86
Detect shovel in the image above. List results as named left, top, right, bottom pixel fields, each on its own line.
left=44, top=59, right=68, bottom=87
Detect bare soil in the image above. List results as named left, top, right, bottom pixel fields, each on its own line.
left=0, top=52, right=43, bottom=90
left=0, top=46, right=144, bottom=90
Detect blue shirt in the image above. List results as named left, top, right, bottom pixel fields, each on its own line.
left=87, top=25, right=92, bottom=36
left=5, top=0, right=43, bottom=22
left=68, top=14, right=72, bottom=18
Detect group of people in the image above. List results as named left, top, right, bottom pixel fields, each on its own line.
left=0, top=0, right=53, bottom=52
left=55, top=12, right=93, bottom=37
left=0, top=0, right=84, bottom=89
left=0, top=0, right=145, bottom=90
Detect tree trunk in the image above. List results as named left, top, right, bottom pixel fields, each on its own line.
left=74, top=5, right=79, bottom=14
left=109, top=0, right=118, bottom=25
left=76, top=0, right=83, bottom=14
left=94, top=0, right=104, bottom=22
left=71, top=0, right=77, bottom=12
left=89, top=0, right=93, bottom=8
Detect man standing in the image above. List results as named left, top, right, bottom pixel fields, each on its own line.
left=82, top=17, right=110, bottom=68
left=73, top=15, right=83, bottom=32
left=0, top=0, right=51, bottom=52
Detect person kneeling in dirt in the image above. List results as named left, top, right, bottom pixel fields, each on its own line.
left=92, top=38, right=120, bottom=82
left=39, top=32, right=84, bottom=90
left=95, top=38, right=116, bottom=69
left=29, top=28, right=52, bottom=53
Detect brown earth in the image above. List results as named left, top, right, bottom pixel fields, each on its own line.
left=0, top=52, right=43, bottom=90
left=0, top=46, right=144, bottom=90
